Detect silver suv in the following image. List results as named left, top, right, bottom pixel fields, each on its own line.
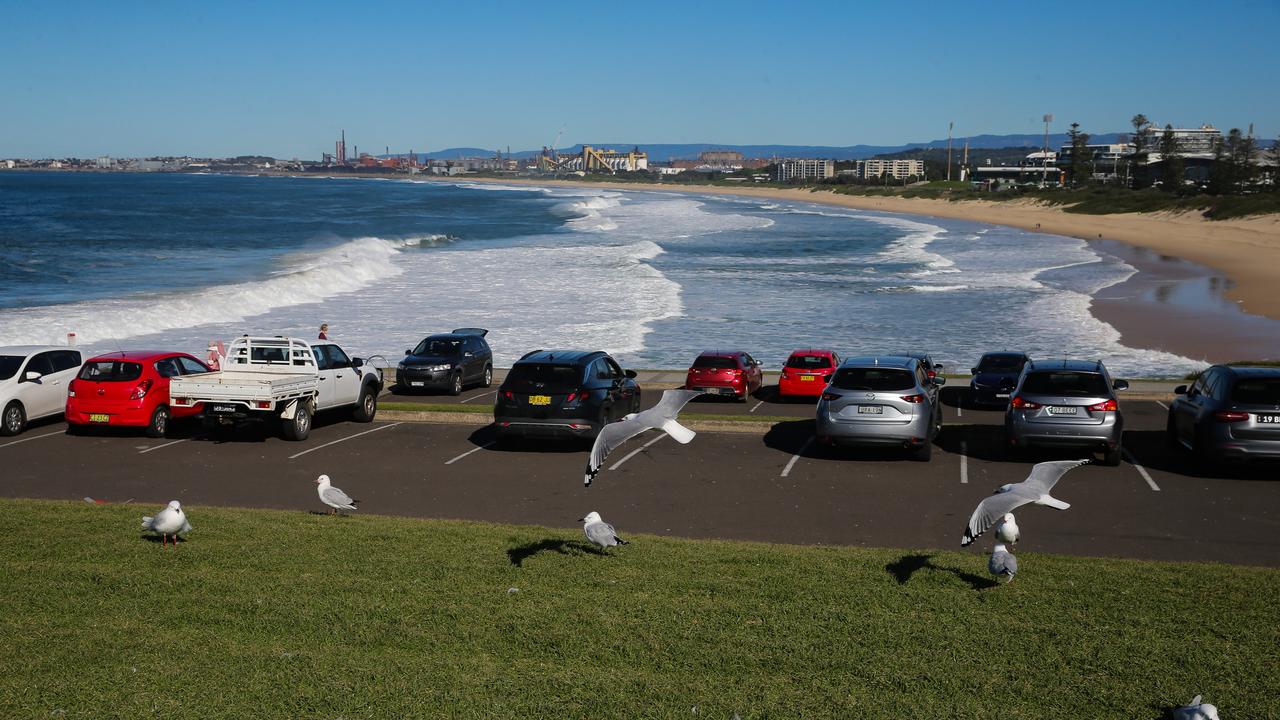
left=1004, top=359, right=1128, bottom=466
left=815, top=356, right=944, bottom=461
left=1167, top=365, right=1280, bottom=464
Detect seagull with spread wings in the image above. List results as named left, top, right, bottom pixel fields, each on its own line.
left=961, top=459, right=1090, bottom=546
left=583, top=389, right=704, bottom=487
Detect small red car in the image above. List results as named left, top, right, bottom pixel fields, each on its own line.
left=684, top=350, right=763, bottom=402
left=778, top=349, right=842, bottom=400
left=66, top=351, right=211, bottom=437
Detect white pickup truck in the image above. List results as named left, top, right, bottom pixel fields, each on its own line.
left=169, top=336, right=383, bottom=441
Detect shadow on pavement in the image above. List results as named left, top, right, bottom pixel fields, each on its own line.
left=1123, top=429, right=1278, bottom=481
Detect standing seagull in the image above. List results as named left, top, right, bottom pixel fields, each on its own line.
left=141, top=500, right=192, bottom=547
left=961, top=459, right=1090, bottom=546
left=583, top=389, right=705, bottom=486
left=1172, top=695, right=1220, bottom=720
left=314, top=474, right=359, bottom=514
left=580, top=511, right=628, bottom=549
left=989, top=543, right=1017, bottom=583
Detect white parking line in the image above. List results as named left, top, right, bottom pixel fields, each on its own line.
left=445, top=441, right=496, bottom=465
left=1122, top=449, right=1161, bottom=492
left=139, top=439, right=187, bottom=454
left=781, top=437, right=814, bottom=478
left=288, top=422, right=403, bottom=460
left=749, top=401, right=764, bottom=413
left=959, top=441, right=968, bottom=484
left=0, top=429, right=63, bottom=449
left=609, top=432, right=668, bottom=471
left=460, top=390, right=497, bottom=404
left=1154, top=400, right=1169, bottom=409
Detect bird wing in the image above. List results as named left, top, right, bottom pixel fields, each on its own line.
left=962, top=492, right=1035, bottom=546
left=1023, top=458, right=1091, bottom=494
left=179, top=518, right=192, bottom=534
left=1004, top=552, right=1018, bottom=576
left=646, top=389, right=705, bottom=420
left=583, top=416, right=649, bottom=485
left=322, top=486, right=357, bottom=508
left=141, top=515, right=154, bottom=530
left=584, top=521, right=617, bottom=546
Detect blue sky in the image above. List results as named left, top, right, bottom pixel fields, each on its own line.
left=3, top=0, right=1277, bottom=158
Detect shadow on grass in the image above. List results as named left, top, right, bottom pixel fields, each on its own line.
left=885, top=553, right=997, bottom=590
left=139, top=534, right=189, bottom=545
left=507, top=538, right=609, bottom=567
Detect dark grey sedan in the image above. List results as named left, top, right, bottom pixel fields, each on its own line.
left=1167, top=365, right=1280, bottom=464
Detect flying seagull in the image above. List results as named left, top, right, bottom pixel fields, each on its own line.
left=583, top=389, right=705, bottom=486
left=989, top=543, right=1017, bottom=583
left=314, top=474, right=359, bottom=514
left=995, top=513, right=1020, bottom=545
left=141, top=500, right=192, bottom=546
left=1172, top=695, right=1220, bottom=720
left=961, top=459, right=1089, bottom=546
left=580, top=511, right=628, bottom=549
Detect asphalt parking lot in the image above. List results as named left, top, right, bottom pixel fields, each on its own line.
left=4, top=380, right=1277, bottom=567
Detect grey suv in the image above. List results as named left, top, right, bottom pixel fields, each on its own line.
left=815, top=356, right=944, bottom=461
left=1004, top=359, right=1128, bottom=466
left=1167, top=365, right=1280, bottom=464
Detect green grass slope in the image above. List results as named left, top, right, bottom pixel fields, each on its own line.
left=1, top=499, right=1276, bottom=718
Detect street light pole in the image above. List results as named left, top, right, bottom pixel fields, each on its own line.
left=1041, top=114, right=1053, bottom=188
left=946, top=121, right=954, bottom=182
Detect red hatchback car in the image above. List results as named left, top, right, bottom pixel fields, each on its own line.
left=66, top=351, right=212, bottom=437
left=778, top=349, right=842, bottom=400
left=684, top=350, right=763, bottom=402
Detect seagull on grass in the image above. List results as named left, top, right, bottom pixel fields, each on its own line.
left=141, top=500, right=191, bottom=547
left=1172, top=695, right=1220, bottom=720
left=314, top=474, right=359, bottom=514
left=583, top=389, right=705, bottom=486
left=961, top=459, right=1089, bottom=546
left=580, top=511, right=628, bottom=549
left=989, top=543, right=1017, bottom=583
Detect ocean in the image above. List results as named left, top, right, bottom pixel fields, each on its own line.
left=0, top=171, right=1207, bottom=376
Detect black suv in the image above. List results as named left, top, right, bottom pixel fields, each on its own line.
left=397, top=328, right=493, bottom=395
left=493, top=350, right=640, bottom=441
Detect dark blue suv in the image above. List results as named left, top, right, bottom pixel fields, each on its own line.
left=397, top=328, right=493, bottom=395
left=493, top=350, right=640, bottom=441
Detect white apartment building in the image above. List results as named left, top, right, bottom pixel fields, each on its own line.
left=775, top=158, right=834, bottom=182
left=855, top=158, right=925, bottom=180
left=1138, top=124, right=1221, bottom=159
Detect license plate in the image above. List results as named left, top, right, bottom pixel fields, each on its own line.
left=1258, top=414, right=1280, bottom=424
left=410, top=381, right=425, bottom=387
left=857, top=405, right=882, bottom=414
left=800, top=375, right=815, bottom=382
left=88, top=413, right=110, bottom=423
left=1048, top=406, right=1078, bottom=415
left=210, top=405, right=238, bottom=414
left=995, top=393, right=1010, bottom=398
left=529, top=395, right=551, bottom=406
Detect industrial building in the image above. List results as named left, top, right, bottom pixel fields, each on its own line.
left=540, top=145, right=648, bottom=173
left=775, top=158, right=834, bottom=182
left=854, top=159, right=924, bottom=180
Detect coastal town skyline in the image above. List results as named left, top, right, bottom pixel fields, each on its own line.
left=3, top=1, right=1277, bottom=158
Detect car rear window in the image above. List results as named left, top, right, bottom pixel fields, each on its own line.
left=979, top=355, right=1026, bottom=372
left=1020, top=371, right=1109, bottom=397
left=1231, top=378, right=1280, bottom=405
left=413, top=338, right=463, bottom=355
left=504, top=363, right=581, bottom=392
left=831, top=368, right=915, bottom=391
left=0, top=355, right=22, bottom=381
left=693, top=356, right=738, bottom=369
left=786, top=355, right=832, bottom=369
left=79, top=361, right=143, bottom=382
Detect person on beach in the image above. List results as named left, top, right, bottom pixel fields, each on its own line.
left=205, top=340, right=224, bottom=371
left=318, top=323, right=329, bottom=340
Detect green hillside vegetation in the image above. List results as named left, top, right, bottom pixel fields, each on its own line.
left=2, top=499, right=1276, bottom=718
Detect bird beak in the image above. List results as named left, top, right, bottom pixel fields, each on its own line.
left=577, top=517, right=585, bottom=522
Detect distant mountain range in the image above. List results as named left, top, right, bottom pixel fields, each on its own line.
left=400, top=132, right=1130, bottom=162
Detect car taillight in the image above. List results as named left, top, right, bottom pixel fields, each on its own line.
left=821, top=392, right=841, bottom=401
left=501, top=390, right=514, bottom=401
left=255, top=400, right=273, bottom=409
left=926, top=370, right=937, bottom=379
left=1087, top=399, right=1118, bottom=412
left=566, top=390, right=586, bottom=403
left=1010, top=396, right=1041, bottom=410
left=67, top=379, right=77, bottom=398
left=780, top=371, right=789, bottom=379
left=1214, top=410, right=1250, bottom=423
left=900, top=393, right=925, bottom=403
left=129, top=379, right=153, bottom=400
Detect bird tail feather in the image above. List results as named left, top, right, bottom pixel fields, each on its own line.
left=1190, top=695, right=1202, bottom=706
left=583, top=465, right=597, bottom=487
left=615, top=536, right=629, bottom=545
left=141, top=516, right=153, bottom=529
left=1040, top=495, right=1070, bottom=510
left=661, top=419, right=696, bottom=444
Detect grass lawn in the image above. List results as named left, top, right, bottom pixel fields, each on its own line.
left=2, top=499, right=1276, bottom=718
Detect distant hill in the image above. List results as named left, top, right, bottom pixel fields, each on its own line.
left=396, top=132, right=1130, bottom=162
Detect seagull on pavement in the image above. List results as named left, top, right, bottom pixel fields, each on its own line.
left=583, top=389, right=705, bottom=486
left=961, top=459, right=1089, bottom=546
left=580, top=511, right=628, bottom=549
left=1172, top=695, right=1220, bottom=720
left=314, top=474, right=359, bottom=514
left=995, top=513, right=1020, bottom=545
left=141, top=500, right=192, bottom=547
left=989, top=543, right=1017, bottom=583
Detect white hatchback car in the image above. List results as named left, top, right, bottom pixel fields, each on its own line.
left=0, top=346, right=84, bottom=436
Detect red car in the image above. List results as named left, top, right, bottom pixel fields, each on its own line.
left=684, top=350, right=763, bottom=402
left=778, top=349, right=842, bottom=400
left=66, top=351, right=211, bottom=437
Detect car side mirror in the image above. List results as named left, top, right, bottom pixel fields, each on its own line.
left=1173, top=384, right=1188, bottom=395
left=934, top=377, right=947, bottom=386
left=23, top=371, right=42, bottom=383
left=970, top=367, right=979, bottom=374
left=352, top=358, right=364, bottom=368
left=933, top=363, right=943, bottom=370
left=1112, top=379, right=1129, bottom=391
left=624, top=369, right=637, bottom=379
left=405, top=350, right=411, bottom=355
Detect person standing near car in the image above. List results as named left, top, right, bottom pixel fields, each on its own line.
left=318, top=323, right=329, bottom=340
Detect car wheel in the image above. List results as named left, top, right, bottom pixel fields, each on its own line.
left=449, top=373, right=463, bottom=396
left=482, top=365, right=493, bottom=388
left=352, top=385, right=377, bottom=422
left=145, top=405, right=170, bottom=439
left=281, top=403, right=312, bottom=441
left=1, top=401, right=25, bottom=437
left=1102, top=445, right=1122, bottom=467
